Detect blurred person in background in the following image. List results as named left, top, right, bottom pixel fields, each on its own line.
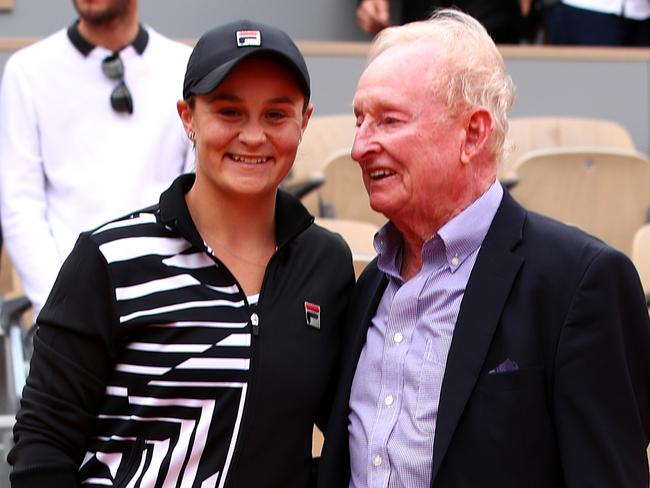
left=355, top=0, right=530, bottom=43
left=0, top=0, right=193, bottom=317
left=542, top=0, right=650, bottom=46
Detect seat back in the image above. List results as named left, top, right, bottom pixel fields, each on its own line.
left=315, top=217, right=379, bottom=277
left=288, top=114, right=357, bottom=214
left=319, top=149, right=387, bottom=227
left=632, top=224, right=650, bottom=302
left=510, top=147, right=650, bottom=256
left=293, top=114, right=357, bottom=181
left=0, top=247, right=23, bottom=298
left=502, top=116, right=636, bottom=181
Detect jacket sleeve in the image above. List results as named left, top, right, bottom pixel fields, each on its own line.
left=0, top=55, right=64, bottom=315
left=554, top=247, right=650, bottom=486
left=8, top=235, right=119, bottom=488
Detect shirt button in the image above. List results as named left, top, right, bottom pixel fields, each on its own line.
left=384, top=395, right=394, bottom=406
left=451, top=256, right=460, bottom=266
left=393, top=332, right=403, bottom=344
left=251, top=313, right=259, bottom=326
left=373, top=455, right=383, bottom=467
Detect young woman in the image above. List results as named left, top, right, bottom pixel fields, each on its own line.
left=9, top=20, right=354, bottom=488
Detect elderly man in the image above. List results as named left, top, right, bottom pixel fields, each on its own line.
left=318, top=9, right=650, bottom=488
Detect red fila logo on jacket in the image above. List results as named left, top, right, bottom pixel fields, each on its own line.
left=304, top=302, right=321, bottom=329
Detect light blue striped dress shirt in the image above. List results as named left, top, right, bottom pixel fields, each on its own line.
left=348, top=181, right=503, bottom=488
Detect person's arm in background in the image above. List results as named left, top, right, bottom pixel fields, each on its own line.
left=0, top=56, right=64, bottom=315
left=520, top=0, right=533, bottom=16
left=555, top=248, right=650, bottom=486
left=356, top=0, right=391, bottom=35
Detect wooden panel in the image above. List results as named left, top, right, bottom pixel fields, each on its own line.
left=0, top=38, right=648, bottom=61
left=0, top=0, right=13, bottom=12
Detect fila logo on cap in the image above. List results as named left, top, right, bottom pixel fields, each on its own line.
left=236, top=30, right=261, bottom=47
left=305, top=302, right=321, bottom=330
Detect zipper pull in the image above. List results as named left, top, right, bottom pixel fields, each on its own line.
left=251, top=312, right=260, bottom=336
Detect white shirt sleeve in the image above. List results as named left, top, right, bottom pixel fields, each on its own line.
left=0, top=55, right=64, bottom=315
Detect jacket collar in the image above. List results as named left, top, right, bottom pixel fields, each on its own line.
left=67, top=20, right=149, bottom=56
left=156, top=174, right=314, bottom=251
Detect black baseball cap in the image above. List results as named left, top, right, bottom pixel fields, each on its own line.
left=182, top=19, right=310, bottom=102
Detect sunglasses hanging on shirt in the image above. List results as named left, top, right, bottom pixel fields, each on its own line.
left=101, top=52, right=134, bottom=115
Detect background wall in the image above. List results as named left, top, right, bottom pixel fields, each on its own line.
left=0, top=0, right=369, bottom=39
left=307, top=54, right=650, bottom=156
left=0, top=1, right=649, bottom=154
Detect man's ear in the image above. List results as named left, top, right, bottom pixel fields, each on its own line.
left=460, top=108, right=492, bottom=165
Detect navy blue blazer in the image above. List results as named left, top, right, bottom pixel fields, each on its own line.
left=318, top=190, right=650, bottom=487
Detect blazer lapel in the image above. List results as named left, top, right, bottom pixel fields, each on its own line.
left=431, top=191, right=526, bottom=482
left=340, top=262, right=388, bottom=391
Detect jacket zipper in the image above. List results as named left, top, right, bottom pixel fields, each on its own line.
left=222, top=219, right=313, bottom=486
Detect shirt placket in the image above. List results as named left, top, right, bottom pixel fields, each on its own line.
left=367, top=275, right=426, bottom=487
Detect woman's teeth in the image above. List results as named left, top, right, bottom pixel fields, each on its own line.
left=230, top=154, right=270, bottom=164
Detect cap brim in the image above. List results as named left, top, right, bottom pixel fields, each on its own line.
left=188, top=49, right=310, bottom=100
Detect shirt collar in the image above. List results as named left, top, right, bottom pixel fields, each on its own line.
left=157, top=174, right=315, bottom=252
left=374, top=220, right=404, bottom=281
left=374, top=180, right=503, bottom=278
left=436, top=180, right=503, bottom=271
left=67, top=20, right=149, bottom=57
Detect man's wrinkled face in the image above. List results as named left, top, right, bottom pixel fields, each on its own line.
left=351, top=43, right=469, bottom=229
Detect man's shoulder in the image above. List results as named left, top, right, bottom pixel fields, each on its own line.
left=524, top=210, right=607, bottom=250
left=517, top=208, right=630, bottom=276
left=144, top=26, right=192, bottom=59
left=5, top=28, right=70, bottom=71
left=496, top=193, right=609, bottom=257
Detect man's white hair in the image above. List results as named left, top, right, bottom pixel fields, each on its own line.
left=368, top=9, right=515, bottom=163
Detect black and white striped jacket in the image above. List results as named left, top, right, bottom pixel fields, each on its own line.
left=10, top=174, right=355, bottom=488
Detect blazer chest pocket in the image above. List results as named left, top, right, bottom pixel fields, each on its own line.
left=471, top=365, right=553, bottom=466
left=476, top=365, right=545, bottom=393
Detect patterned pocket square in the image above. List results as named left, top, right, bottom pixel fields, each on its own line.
left=489, top=358, right=519, bottom=374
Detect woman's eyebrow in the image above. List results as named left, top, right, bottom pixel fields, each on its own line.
left=206, top=92, right=241, bottom=103
left=266, top=96, right=296, bottom=106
